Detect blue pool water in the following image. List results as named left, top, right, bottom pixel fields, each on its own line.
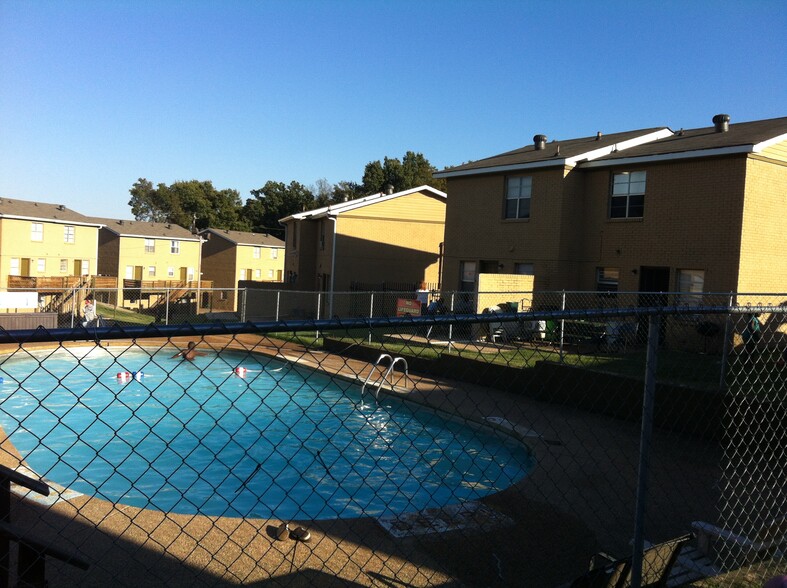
left=0, top=346, right=534, bottom=519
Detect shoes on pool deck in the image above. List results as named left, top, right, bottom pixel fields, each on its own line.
left=275, top=522, right=289, bottom=541
left=290, top=526, right=311, bottom=542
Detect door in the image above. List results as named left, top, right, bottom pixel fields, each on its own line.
left=638, top=266, right=670, bottom=343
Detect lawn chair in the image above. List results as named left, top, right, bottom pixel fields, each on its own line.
left=692, top=516, right=787, bottom=567
left=569, top=533, right=693, bottom=588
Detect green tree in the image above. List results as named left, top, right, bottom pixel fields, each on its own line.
left=361, top=151, right=445, bottom=193
left=244, top=180, right=315, bottom=236
left=128, top=179, right=247, bottom=231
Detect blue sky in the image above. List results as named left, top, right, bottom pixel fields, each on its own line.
left=1, top=0, right=785, bottom=219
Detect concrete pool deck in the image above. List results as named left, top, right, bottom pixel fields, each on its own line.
left=0, top=336, right=723, bottom=586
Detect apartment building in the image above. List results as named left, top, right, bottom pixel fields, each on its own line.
left=199, top=228, right=285, bottom=311
left=435, top=114, right=787, bottom=299
left=279, top=185, right=447, bottom=293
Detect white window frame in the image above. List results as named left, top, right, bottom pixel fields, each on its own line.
left=255, top=268, right=261, bottom=279
left=64, top=225, right=75, bottom=244
left=677, top=269, right=705, bottom=306
left=596, top=267, right=620, bottom=294
left=267, top=269, right=274, bottom=279
left=610, top=171, right=646, bottom=218
left=31, top=223, right=43, bottom=241
left=270, top=248, right=279, bottom=259
left=167, top=267, right=175, bottom=278
left=60, top=259, right=68, bottom=273
left=37, top=258, right=46, bottom=273
left=505, top=176, right=532, bottom=219
left=253, top=247, right=261, bottom=259
left=81, top=259, right=89, bottom=276
left=515, top=263, right=534, bottom=275
left=148, top=266, right=156, bottom=277
left=144, top=239, right=155, bottom=253
left=10, top=258, right=20, bottom=276
left=170, top=240, right=180, bottom=254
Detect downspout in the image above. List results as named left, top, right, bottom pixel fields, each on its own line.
left=328, top=215, right=337, bottom=318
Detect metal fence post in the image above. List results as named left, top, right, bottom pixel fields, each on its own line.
left=559, top=290, right=566, bottom=362
left=719, top=291, right=735, bottom=391
left=631, top=313, right=661, bottom=588
left=241, top=288, right=247, bottom=322
left=275, top=291, right=280, bottom=322
left=165, top=289, right=170, bottom=326
left=316, top=292, right=321, bottom=340
left=369, top=292, right=374, bottom=344
left=448, top=292, right=455, bottom=352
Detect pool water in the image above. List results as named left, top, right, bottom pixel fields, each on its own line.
left=0, top=346, right=534, bottom=519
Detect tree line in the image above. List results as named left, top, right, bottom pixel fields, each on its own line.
left=128, top=151, right=446, bottom=238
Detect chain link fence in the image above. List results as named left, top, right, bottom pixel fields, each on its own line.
left=0, top=293, right=783, bottom=586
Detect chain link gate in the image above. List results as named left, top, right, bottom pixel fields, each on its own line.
left=0, top=294, right=783, bottom=587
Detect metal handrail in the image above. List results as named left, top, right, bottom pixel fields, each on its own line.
left=360, top=354, right=410, bottom=403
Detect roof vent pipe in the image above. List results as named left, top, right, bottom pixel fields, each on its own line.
left=596, top=132, right=603, bottom=141
left=533, top=134, right=547, bottom=150
left=384, top=184, right=394, bottom=195
left=712, top=114, right=730, bottom=132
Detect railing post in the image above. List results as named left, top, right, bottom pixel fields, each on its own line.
left=165, top=289, right=170, bottom=326
left=316, top=292, right=321, bottom=340
left=448, top=292, right=455, bottom=352
left=275, top=290, right=280, bottom=322
left=369, top=292, right=374, bottom=344
left=559, top=290, right=566, bottom=362
left=631, top=313, right=661, bottom=588
left=719, top=291, right=735, bottom=391
left=241, top=288, right=247, bottom=322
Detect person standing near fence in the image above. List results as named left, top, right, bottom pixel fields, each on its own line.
left=744, top=313, right=762, bottom=352
left=82, top=296, right=98, bottom=327
left=415, top=282, right=430, bottom=315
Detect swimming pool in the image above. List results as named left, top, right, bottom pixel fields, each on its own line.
left=0, top=346, right=534, bottom=520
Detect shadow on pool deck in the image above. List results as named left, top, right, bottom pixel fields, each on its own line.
left=0, top=335, right=723, bottom=587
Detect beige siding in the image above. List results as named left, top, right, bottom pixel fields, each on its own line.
left=341, top=191, right=446, bottom=222
left=737, top=156, right=787, bottom=292
left=759, top=139, right=787, bottom=163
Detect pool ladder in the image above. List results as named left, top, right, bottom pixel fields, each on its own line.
left=360, top=354, right=411, bottom=404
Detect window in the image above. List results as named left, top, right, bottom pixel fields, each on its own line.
left=515, top=263, right=534, bottom=275
left=597, top=267, right=620, bottom=293
left=268, top=269, right=274, bottom=279
left=148, top=266, right=156, bottom=277
left=9, top=258, right=19, bottom=276
left=37, top=258, right=46, bottom=273
left=60, top=259, right=68, bottom=272
left=270, top=248, right=279, bottom=259
left=170, top=240, right=180, bottom=254
left=253, top=247, right=261, bottom=259
left=239, top=269, right=246, bottom=280
left=255, top=269, right=261, bottom=279
left=610, top=171, right=646, bottom=218
left=505, top=176, right=532, bottom=219
left=145, top=239, right=155, bottom=253
left=677, top=269, right=705, bottom=306
left=64, top=226, right=75, bottom=243
left=80, top=260, right=89, bottom=275
left=167, top=267, right=175, bottom=278
left=460, top=261, right=477, bottom=291
left=31, top=223, right=43, bottom=241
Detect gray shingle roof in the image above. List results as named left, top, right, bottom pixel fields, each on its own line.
left=86, top=217, right=198, bottom=240
left=435, top=128, right=669, bottom=176
left=588, top=116, right=787, bottom=162
left=0, top=197, right=101, bottom=225
left=200, top=228, right=285, bottom=247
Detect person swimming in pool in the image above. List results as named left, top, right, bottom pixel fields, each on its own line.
left=171, top=341, right=206, bottom=361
